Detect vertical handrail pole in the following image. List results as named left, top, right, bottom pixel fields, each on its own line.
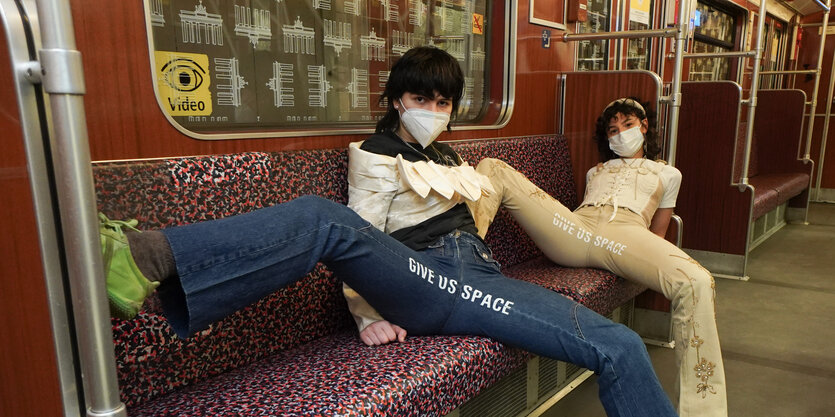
left=804, top=5, right=830, bottom=161
left=815, top=6, right=834, bottom=200
left=666, top=0, right=689, bottom=166
left=741, top=0, right=768, bottom=185
left=33, top=0, right=127, bottom=416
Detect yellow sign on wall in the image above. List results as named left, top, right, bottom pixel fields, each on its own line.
left=154, top=51, right=212, bottom=116
left=629, top=0, right=650, bottom=25
left=472, top=13, right=484, bottom=35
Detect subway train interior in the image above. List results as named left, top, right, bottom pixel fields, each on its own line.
left=2, top=0, right=834, bottom=415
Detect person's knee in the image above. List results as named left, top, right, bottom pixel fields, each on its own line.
left=611, top=324, right=647, bottom=357
left=295, top=195, right=370, bottom=229
left=290, top=195, right=349, bottom=221
left=476, top=157, right=495, bottom=170
left=294, top=195, right=343, bottom=214
left=693, top=269, right=714, bottom=290
left=678, top=267, right=714, bottom=299
left=691, top=270, right=717, bottom=306
left=476, top=157, right=506, bottom=173
left=579, top=309, right=646, bottom=358
left=588, top=323, right=649, bottom=374
left=293, top=194, right=329, bottom=207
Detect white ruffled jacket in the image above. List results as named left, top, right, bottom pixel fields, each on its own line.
left=347, top=141, right=494, bottom=233
left=343, top=141, right=495, bottom=331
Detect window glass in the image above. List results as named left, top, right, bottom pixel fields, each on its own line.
left=577, top=0, right=610, bottom=71
left=689, top=43, right=731, bottom=81
left=146, top=0, right=504, bottom=136
left=691, top=1, right=735, bottom=81
left=626, top=0, right=653, bottom=70
left=694, top=3, right=734, bottom=44
left=760, top=19, right=786, bottom=89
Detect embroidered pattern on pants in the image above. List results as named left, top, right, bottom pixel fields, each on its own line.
left=673, top=254, right=718, bottom=398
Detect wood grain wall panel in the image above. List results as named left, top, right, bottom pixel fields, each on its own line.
left=677, top=82, right=750, bottom=255
left=559, top=72, right=660, bottom=200
left=0, top=20, right=64, bottom=417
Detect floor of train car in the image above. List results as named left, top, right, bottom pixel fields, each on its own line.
left=543, top=202, right=835, bottom=417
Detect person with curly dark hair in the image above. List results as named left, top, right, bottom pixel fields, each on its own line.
left=471, top=98, right=726, bottom=417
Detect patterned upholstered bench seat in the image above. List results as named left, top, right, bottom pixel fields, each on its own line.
left=93, top=135, right=646, bottom=416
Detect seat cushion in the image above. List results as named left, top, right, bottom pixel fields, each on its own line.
left=503, top=257, right=646, bottom=315
left=751, top=186, right=779, bottom=220
left=749, top=173, right=809, bottom=205
left=127, top=331, right=528, bottom=417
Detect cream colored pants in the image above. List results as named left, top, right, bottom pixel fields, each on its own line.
left=471, top=158, right=727, bottom=417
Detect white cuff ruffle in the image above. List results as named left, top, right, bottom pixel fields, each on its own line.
left=348, top=141, right=495, bottom=202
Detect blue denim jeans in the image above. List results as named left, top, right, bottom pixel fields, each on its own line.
left=158, top=195, right=676, bottom=417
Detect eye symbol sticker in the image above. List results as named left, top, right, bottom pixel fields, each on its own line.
left=154, top=51, right=212, bottom=116
left=160, top=58, right=206, bottom=92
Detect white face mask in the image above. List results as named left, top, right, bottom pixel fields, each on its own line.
left=608, top=125, right=645, bottom=157
left=398, top=99, right=451, bottom=148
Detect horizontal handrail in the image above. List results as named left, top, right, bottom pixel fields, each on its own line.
left=678, top=50, right=757, bottom=59
left=759, top=69, right=818, bottom=75
left=562, top=28, right=676, bottom=42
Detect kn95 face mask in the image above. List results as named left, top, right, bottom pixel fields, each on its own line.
left=608, top=125, right=645, bottom=157
left=399, top=99, right=451, bottom=148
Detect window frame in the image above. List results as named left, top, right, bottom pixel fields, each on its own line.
left=575, top=0, right=612, bottom=72
left=143, top=0, right=518, bottom=140
left=689, top=0, right=740, bottom=81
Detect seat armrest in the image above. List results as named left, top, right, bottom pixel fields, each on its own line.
left=670, top=214, right=683, bottom=248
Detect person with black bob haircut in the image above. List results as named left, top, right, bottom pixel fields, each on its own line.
left=101, top=47, right=677, bottom=417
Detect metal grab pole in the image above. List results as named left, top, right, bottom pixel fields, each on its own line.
left=804, top=7, right=831, bottom=160
left=740, top=0, right=768, bottom=186
left=561, top=28, right=677, bottom=42
left=815, top=14, right=835, bottom=200
left=33, top=0, right=127, bottom=416
left=666, top=0, right=688, bottom=167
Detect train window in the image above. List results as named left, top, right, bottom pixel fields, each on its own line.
left=144, top=0, right=513, bottom=139
left=625, top=0, right=653, bottom=70
left=576, top=0, right=610, bottom=71
left=760, top=17, right=787, bottom=89
left=690, top=2, right=736, bottom=81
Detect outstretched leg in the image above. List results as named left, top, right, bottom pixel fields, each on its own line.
left=590, top=210, right=726, bottom=417
left=436, top=233, right=677, bottom=417
left=473, top=158, right=591, bottom=266
left=474, top=158, right=724, bottom=415
left=155, top=195, right=465, bottom=337
left=106, top=196, right=677, bottom=415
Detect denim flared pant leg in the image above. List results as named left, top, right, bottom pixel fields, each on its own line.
left=158, top=195, right=676, bottom=417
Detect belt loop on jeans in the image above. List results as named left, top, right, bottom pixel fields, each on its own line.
left=453, top=230, right=461, bottom=237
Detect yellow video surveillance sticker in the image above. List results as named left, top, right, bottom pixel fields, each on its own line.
left=155, top=51, right=212, bottom=116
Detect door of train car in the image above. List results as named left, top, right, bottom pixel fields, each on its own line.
left=795, top=15, right=835, bottom=201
